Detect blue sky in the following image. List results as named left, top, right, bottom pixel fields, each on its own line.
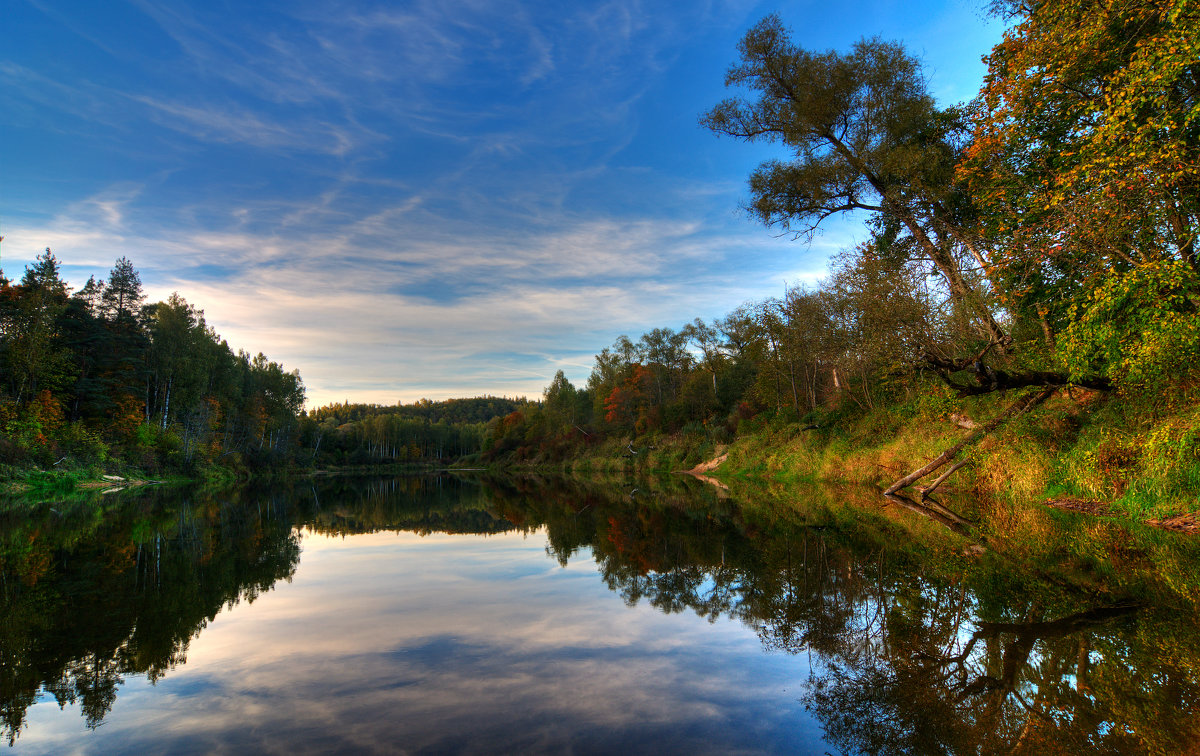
left=2, top=0, right=1003, bottom=407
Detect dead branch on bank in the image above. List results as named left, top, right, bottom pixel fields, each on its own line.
left=922, top=353, right=1111, bottom=397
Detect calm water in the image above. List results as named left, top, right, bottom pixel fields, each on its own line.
left=1, top=475, right=1197, bottom=754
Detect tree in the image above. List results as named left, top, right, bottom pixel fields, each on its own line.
left=101, top=257, right=145, bottom=322
left=146, top=294, right=208, bottom=430
left=963, top=0, right=1200, bottom=384
left=682, top=318, right=725, bottom=397
left=245, top=352, right=305, bottom=454
left=61, top=285, right=111, bottom=420
left=542, top=370, right=578, bottom=428
left=826, top=241, right=953, bottom=407
left=75, top=276, right=105, bottom=316
left=603, top=364, right=655, bottom=432
left=637, top=327, right=691, bottom=409
left=778, top=287, right=841, bottom=413
left=587, top=340, right=635, bottom=428
left=702, top=15, right=1008, bottom=347
left=3, top=249, right=72, bottom=402
left=714, top=306, right=765, bottom=413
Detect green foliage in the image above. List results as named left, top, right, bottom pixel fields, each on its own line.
left=134, top=422, right=158, bottom=448
left=892, top=384, right=957, bottom=422
left=963, top=0, right=1200, bottom=379
left=1062, top=260, right=1200, bottom=387
left=22, top=469, right=80, bottom=494
left=58, top=422, right=109, bottom=466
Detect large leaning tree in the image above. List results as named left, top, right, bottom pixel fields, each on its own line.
left=701, top=14, right=1009, bottom=353
left=701, top=15, right=1117, bottom=391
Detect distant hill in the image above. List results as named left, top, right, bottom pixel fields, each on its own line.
left=307, top=396, right=532, bottom=427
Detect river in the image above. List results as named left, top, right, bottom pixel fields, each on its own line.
left=1, top=474, right=1196, bottom=754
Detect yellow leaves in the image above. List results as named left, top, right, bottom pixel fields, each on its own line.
left=965, top=0, right=1199, bottom=267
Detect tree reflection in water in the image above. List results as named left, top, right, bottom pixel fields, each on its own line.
left=0, top=488, right=301, bottom=743
left=1, top=474, right=1197, bottom=753
left=485, top=476, right=1200, bottom=755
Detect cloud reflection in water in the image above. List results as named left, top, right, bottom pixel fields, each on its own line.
left=20, top=530, right=822, bottom=755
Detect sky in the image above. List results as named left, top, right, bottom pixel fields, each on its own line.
left=2, top=0, right=1004, bottom=408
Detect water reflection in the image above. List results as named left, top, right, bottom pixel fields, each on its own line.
left=486, top=477, right=1200, bottom=754
left=0, top=490, right=300, bottom=743
left=1, top=475, right=1197, bottom=753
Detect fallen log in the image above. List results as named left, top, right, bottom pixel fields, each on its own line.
left=886, top=388, right=1054, bottom=496
left=918, top=459, right=971, bottom=500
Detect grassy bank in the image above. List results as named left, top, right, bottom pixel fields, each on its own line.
left=719, top=384, right=1200, bottom=521
left=492, top=382, right=1200, bottom=529
left=0, top=454, right=292, bottom=497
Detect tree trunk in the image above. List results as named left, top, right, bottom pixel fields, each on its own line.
left=161, top=377, right=172, bottom=430
left=885, top=388, right=1053, bottom=495
left=787, top=358, right=802, bottom=422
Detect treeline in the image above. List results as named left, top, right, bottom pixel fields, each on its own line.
left=302, top=397, right=529, bottom=465
left=310, top=396, right=527, bottom=426
left=0, top=246, right=526, bottom=476
left=489, top=1, right=1200, bottom=486
left=5, top=1, right=1195, bottom=485
left=0, top=252, right=305, bottom=476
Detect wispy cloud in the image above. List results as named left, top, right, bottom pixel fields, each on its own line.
left=3, top=0, right=1001, bottom=405
left=132, top=95, right=369, bottom=156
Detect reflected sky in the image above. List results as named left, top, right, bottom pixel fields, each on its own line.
left=17, top=529, right=824, bottom=755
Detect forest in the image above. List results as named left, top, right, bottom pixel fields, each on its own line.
left=2, top=0, right=1198, bottom=514
left=0, top=252, right=306, bottom=480
left=304, top=396, right=529, bottom=466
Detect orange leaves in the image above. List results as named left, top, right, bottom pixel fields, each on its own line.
left=500, top=410, right=524, bottom=433
left=602, top=364, right=655, bottom=429
left=28, top=390, right=64, bottom=435
left=112, top=395, right=145, bottom=441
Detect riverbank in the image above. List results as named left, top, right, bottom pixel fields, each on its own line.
left=0, top=458, right=474, bottom=498
left=1, top=458, right=263, bottom=497
left=489, top=384, right=1200, bottom=534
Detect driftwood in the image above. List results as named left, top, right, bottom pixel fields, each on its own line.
left=948, top=413, right=978, bottom=430
left=886, top=388, right=1054, bottom=496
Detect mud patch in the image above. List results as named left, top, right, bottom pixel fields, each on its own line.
left=1044, top=498, right=1114, bottom=516
left=1145, top=512, right=1200, bottom=535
